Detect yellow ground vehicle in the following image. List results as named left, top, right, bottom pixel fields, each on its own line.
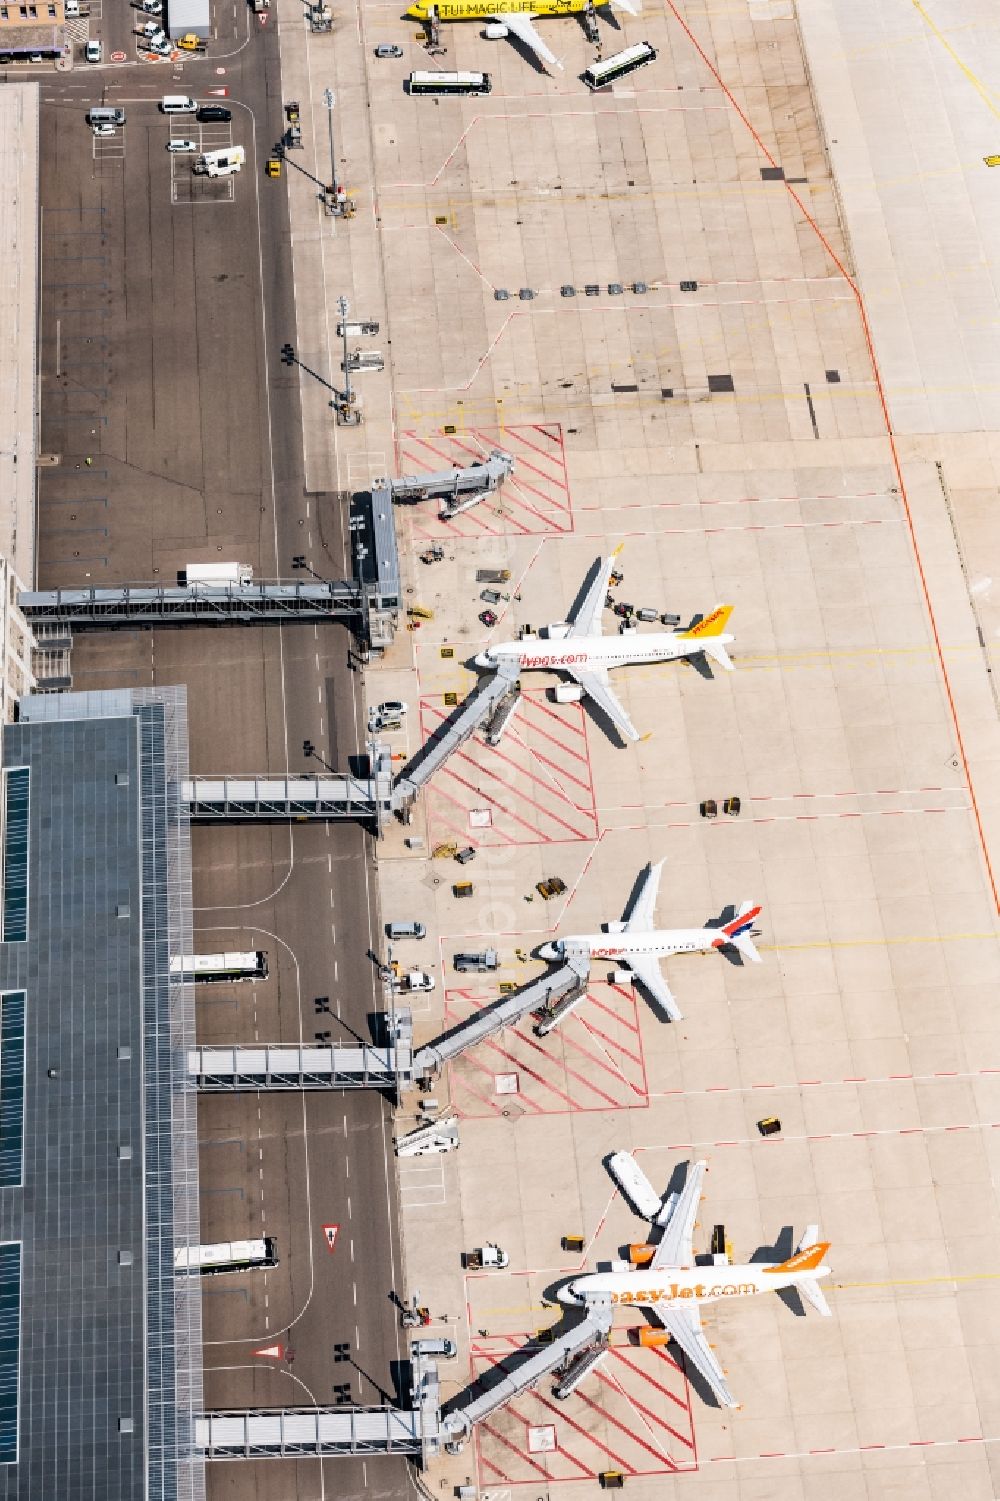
left=176, top=32, right=206, bottom=50
left=265, top=158, right=282, bottom=179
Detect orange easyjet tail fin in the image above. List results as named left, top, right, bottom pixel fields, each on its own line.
left=763, top=1241, right=830, bottom=1276
left=680, top=605, right=733, bottom=640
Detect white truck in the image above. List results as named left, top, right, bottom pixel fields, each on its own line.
left=397, top=970, right=435, bottom=993
left=193, top=145, right=245, bottom=178
left=182, top=562, right=253, bottom=588
left=463, top=1243, right=509, bottom=1270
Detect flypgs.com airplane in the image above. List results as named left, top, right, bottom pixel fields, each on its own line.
left=538, top=860, right=761, bottom=1021
left=475, top=554, right=734, bottom=744
left=557, top=1158, right=832, bottom=1408
left=405, top=0, right=640, bottom=73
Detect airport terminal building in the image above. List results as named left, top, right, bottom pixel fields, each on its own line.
left=0, top=687, right=203, bottom=1500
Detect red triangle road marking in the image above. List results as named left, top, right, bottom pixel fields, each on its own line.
left=252, top=1342, right=285, bottom=1360
left=323, top=1223, right=339, bottom=1253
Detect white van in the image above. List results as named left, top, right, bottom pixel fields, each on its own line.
left=87, top=105, right=125, bottom=125
left=160, top=95, right=197, bottom=114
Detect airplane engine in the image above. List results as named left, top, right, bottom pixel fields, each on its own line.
left=627, top=1243, right=655, bottom=1266
left=546, top=622, right=572, bottom=639
left=553, top=682, right=584, bottom=703
left=611, top=970, right=633, bottom=985
left=483, top=21, right=508, bottom=35
left=634, top=1327, right=671, bottom=1349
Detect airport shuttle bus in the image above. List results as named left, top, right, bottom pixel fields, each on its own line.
left=175, top=1238, right=279, bottom=1275
left=407, top=70, right=492, bottom=96
left=583, top=42, right=657, bottom=90
left=169, top=951, right=268, bottom=983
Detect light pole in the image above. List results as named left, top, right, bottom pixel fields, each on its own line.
left=338, top=294, right=353, bottom=411
left=323, top=88, right=336, bottom=192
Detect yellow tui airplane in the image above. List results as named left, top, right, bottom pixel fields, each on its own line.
left=405, top=0, right=639, bottom=73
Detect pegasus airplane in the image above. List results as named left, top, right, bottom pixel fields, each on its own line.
left=538, top=860, right=761, bottom=1021
left=405, top=0, right=640, bottom=72
left=557, top=1158, right=832, bottom=1407
left=475, top=554, right=734, bottom=744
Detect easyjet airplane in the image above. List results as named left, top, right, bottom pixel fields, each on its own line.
left=475, top=554, right=734, bottom=744
left=405, top=0, right=640, bottom=73
left=557, top=1159, right=832, bottom=1407
left=539, top=859, right=761, bottom=1021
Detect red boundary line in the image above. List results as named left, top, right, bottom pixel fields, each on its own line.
left=661, top=0, right=999, bottom=913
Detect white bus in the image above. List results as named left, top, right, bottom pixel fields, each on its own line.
left=169, top=951, right=268, bottom=983
left=583, top=42, right=657, bottom=90
left=175, top=1238, right=278, bottom=1275
left=407, top=71, right=492, bottom=97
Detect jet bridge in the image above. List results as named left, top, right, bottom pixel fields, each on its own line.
left=18, top=579, right=363, bottom=628
left=196, top=1404, right=428, bottom=1461
left=392, top=669, right=519, bottom=810
left=411, top=960, right=583, bottom=1077
left=377, top=449, right=514, bottom=520
left=184, top=745, right=395, bottom=830
left=440, top=1303, right=613, bottom=1452
left=187, top=962, right=588, bottom=1093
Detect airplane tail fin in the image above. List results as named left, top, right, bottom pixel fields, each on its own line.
left=764, top=1239, right=831, bottom=1276
left=713, top=903, right=762, bottom=961
left=679, top=605, right=733, bottom=640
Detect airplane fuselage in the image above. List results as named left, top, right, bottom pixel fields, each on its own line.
left=559, top=1260, right=831, bottom=1310
left=407, top=0, right=579, bottom=17
left=541, top=929, right=726, bottom=962
left=477, top=631, right=733, bottom=675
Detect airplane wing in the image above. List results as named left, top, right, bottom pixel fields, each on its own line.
left=651, top=1302, right=737, bottom=1408
left=492, top=11, right=563, bottom=70
left=624, top=956, right=682, bottom=1022
left=568, top=557, right=616, bottom=640
left=624, top=860, right=663, bottom=934
left=651, top=1159, right=706, bottom=1267
left=566, top=666, right=640, bottom=743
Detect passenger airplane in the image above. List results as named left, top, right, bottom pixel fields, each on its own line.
left=539, top=860, right=761, bottom=1021
left=405, top=0, right=640, bottom=73
left=557, top=1159, right=832, bottom=1407
left=475, top=554, right=734, bottom=744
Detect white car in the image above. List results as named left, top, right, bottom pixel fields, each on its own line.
left=84, top=39, right=102, bottom=62
left=92, top=122, right=116, bottom=136
left=140, top=0, right=163, bottom=11
left=377, top=700, right=408, bottom=718
left=166, top=138, right=197, bottom=152
left=144, top=36, right=172, bottom=54
left=140, top=18, right=163, bottom=33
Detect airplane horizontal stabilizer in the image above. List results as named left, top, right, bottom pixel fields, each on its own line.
left=701, top=637, right=734, bottom=672
left=798, top=1277, right=832, bottom=1317
left=729, top=930, right=761, bottom=963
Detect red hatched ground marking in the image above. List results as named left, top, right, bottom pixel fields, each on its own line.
left=420, top=691, right=598, bottom=847
left=396, top=425, right=573, bottom=540
left=471, top=1332, right=697, bottom=1484
left=447, top=982, right=649, bottom=1118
